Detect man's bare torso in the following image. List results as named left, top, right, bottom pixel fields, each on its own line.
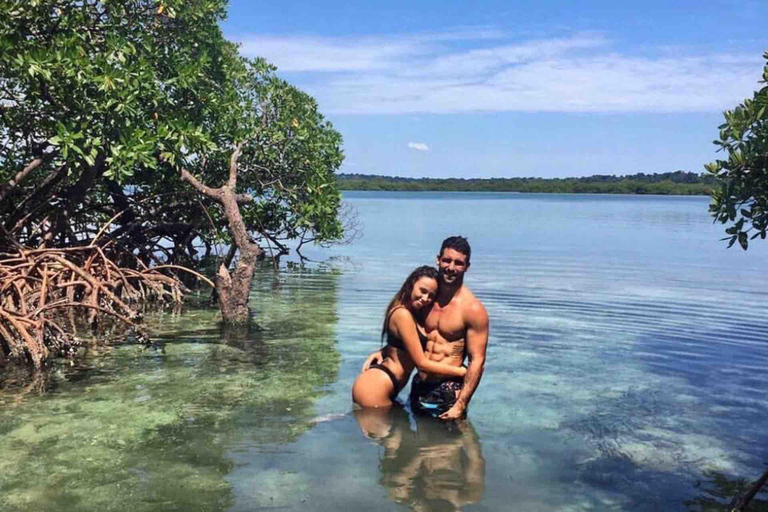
left=420, top=286, right=479, bottom=381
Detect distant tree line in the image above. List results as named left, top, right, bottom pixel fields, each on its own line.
left=337, top=171, right=716, bottom=195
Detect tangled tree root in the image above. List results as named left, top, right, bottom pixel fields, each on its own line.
left=0, top=246, right=212, bottom=367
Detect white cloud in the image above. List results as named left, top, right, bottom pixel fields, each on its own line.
left=407, top=142, right=430, bottom=151
left=233, top=30, right=763, bottom=114
left=238, top=36, right=422, bottom=72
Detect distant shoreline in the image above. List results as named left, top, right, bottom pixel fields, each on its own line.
left=336, top=171, right=715, bottom=195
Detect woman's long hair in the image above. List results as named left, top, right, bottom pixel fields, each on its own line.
left=381, top=266, right=439, bottom=339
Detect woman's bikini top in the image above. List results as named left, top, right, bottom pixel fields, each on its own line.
left=384, top=306, right=429, bottom=352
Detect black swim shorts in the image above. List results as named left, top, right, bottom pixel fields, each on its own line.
left=409, top=373, right=463, bottom=417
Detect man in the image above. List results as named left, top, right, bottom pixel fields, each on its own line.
left=410, top=236, right=489, bottom=420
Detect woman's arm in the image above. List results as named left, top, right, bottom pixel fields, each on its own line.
left=390, top=309, right=466, bottom=378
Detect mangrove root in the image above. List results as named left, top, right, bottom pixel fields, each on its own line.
left=0, top=246, right=202, bottom=367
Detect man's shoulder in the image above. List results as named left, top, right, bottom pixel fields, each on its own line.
left=458, top=287, right=488, bottom=322
left=457, top=286, right=484, bottom=308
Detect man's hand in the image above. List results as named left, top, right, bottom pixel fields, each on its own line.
left=439, top=401, right=466, bottom=421
left=362, top=350, right=384, bottom=372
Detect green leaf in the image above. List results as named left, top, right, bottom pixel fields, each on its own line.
left=738, top=232, right=748, bottom=250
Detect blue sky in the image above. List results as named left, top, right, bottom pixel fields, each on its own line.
left=222, top=1, right=767, bottom=178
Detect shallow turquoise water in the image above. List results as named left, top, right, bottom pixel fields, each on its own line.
left=2, top=192, right=768, bottom=511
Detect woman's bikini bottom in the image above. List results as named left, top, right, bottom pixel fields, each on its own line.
left=369, top=363, right=400, bottom=397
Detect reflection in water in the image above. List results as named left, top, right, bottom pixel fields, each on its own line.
left=355, top=406, right=485, bottom=512
left=0, top=267, right=342, bottom=512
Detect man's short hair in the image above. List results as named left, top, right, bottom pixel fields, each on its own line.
left=439, top=236, right=471, bottom=263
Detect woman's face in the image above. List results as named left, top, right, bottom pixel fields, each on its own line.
left=409, top=276, right=437, bottom=311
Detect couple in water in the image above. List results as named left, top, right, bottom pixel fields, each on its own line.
left=352, top=236, right=489, bottom=420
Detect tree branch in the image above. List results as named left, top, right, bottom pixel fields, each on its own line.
left=0, top=158, right=44, bottom=202
left=729, top=468, right=768, bottom=512
left=227, top=142, right=244, bottom=189
left=180, top=167, right=222, bottom=200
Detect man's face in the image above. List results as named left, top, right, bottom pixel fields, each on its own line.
left=436, top=248, right=469, bottom=286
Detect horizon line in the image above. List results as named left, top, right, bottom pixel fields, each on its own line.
left=336, top=170, right=706, bottom=180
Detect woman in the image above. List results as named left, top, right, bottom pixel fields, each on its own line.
left=352, top=266, right=467, bottom=408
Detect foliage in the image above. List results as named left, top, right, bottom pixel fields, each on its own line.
left=0, top=0, right=345, bottom=267
left=0, top=0, right=233, bottom=245
left=706, top=51, right=768, bottom=250
left=181, top=59, right=345, bottom=255
left=337, top=171, right=715, bottom=195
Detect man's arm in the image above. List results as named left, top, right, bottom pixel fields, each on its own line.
left=439, top=301, right=489, bottom=420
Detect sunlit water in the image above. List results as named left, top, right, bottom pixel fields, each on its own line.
left=2, top=192, right=767, bottom=511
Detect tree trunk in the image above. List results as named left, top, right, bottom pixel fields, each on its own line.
left=180, top=143, right=263, bottom=325
left=215, top=249, right=258, bottom=324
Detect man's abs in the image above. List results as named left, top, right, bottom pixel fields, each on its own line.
left=420, top=336, right=466, bottom=382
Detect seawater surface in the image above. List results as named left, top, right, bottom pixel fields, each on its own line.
left=1, top=192, right=767, bottom=512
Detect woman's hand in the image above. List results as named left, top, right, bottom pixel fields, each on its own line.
left=362, top=350, right=384, bottom=372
